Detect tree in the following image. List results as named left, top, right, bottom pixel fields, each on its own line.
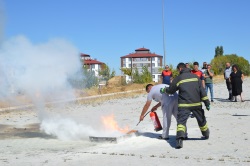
left=120, top=67, right=132, bottom=76
left=132, top=66, right=152, bottom=83
left=219, top=46, right=224, bottom=56
left=140, top=66, right=152, bottom=83
left=211, top=54, right=250, bottom=75
left=82, top=66, right=98, bottom=88
left=214, top=46, right=224, bottom=57
left=98, top=64, right=115, bottom=82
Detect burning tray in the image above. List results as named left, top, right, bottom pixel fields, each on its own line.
left=89, top=130, right=139, bottom=143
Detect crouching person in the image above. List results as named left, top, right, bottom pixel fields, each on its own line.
left=139, top=84, right=178, bottom=140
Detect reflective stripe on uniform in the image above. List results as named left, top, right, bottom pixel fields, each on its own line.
left=178, top=102, right=202, bottom=107
left=202, top=96, right=209, bottom=100
left=200, top=123, right=208, bottom=131
left=176, top=78, right=198, bottom=86
left=177, top=124, right=186, bottom=132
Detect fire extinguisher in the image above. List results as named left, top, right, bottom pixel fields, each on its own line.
left=150, top=112, right=162, bottom=131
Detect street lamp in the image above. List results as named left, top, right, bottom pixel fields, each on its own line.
left=162, top=0, right=166, bottom=67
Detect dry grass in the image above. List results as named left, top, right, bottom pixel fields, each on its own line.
left=0, top=82, right=147, bottom=108
left=213, top=75, right=225, bottom=84
left=75, top=82, right=146, bottom=105
left=0, top=75, right=228, bottom=108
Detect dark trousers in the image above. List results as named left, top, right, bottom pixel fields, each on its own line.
left=176, top=108, right=209, bottom=139
left=226, top=79, right=232, bottom=90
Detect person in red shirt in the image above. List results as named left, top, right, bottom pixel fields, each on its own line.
left=191, top=62, right=205, bottom=88
left=161, top=65, right=173, bottom=85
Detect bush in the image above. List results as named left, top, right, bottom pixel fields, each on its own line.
left=211, top=54, right=250, bottom=75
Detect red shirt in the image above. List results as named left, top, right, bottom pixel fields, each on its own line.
left=161, top=70, right=172, bottom=85
left=191, top=70, right=204, bottom=80
left=162, top=70, right=172, bottom=77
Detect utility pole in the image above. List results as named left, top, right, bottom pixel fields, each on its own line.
left=162, top=0, right=166, bottom=67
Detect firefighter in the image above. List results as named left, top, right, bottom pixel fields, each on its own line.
left=139, top=84, right=178, bottom=140
left=161, top=62, right=210, bottom=149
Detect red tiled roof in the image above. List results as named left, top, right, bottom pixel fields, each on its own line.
left=135, top=47, right=150, bottom=51
left=80, top=53, right=90, bottom=57
left=83, top=59, right=104, bottom=65
left=121, top=53, right=162, bottom=58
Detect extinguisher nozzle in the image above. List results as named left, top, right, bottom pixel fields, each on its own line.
left=136, top=121, right=141, bottom=126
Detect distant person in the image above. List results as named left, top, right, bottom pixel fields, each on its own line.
left=161, top=65, right=173, bottom=85
left=160, top=62, right=210, bottom=149
left=201, top=62, right=207, bottom=74
left=229, top=64, right=244, bottom=102
left=185, top=63, right=191, bottom=72
left=224, top=62, right=233, bottom=100
left=191, top=62, right=205, bottom=88
left=139, top=84, right=178, bottom=140
left=204, top=64, right=214, bottom=102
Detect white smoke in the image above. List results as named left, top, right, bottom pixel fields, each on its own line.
left=40, top=114, right=125, bottom=141
left=0, top=35, right=98, bottom=140
left=0, top=35, right=82, bottom=101
left=40, top=116, right=96, bottom=141
left=0, top=34, right=123, bottom=141
left=0, top=4, right=122, bottom=140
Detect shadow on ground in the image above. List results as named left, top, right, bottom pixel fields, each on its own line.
left=139, top=131, right=209, bottom=148
left=0, top=123, right=55, bottom=140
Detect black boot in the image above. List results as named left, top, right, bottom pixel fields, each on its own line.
left=202, top=129, right=210, bottom=139
left=176, top=138, right=183, bottom=149
left=229, top=93, right=232, bottom=100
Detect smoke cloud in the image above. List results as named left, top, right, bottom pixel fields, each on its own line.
left=0, top=2, right=124, bottom=141
left=40, top=114, right=125, bottom=141
left=0, top=35, right=81, bottom=101
left=0, top=35, right=99, bottom=140
left=0, top=35, right=124, bottom=140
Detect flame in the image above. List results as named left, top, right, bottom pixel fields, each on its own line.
left=101, top=114, right=130, bottom=133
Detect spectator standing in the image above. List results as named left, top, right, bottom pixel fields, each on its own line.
left=161, top=65, right=173, bottom=85
left=204, top=64, right=214, bottom=102
left=201, top=62, right=207, bottom=74
left=224, top=62, right=233, bottom=100
left=229, top=64, right=244, bottom=102
left=191, top=62, right=205, bottom=88
left=185, top=63, right=191, bottom=72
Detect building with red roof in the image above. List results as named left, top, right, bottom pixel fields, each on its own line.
left=120, top=47, right=163, bottom=82
left=80, top=53, right=105, bottom=77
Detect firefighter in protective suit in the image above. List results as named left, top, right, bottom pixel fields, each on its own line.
left=161, top=62, right=210, bottom=149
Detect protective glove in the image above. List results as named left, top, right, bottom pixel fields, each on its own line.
left=160, top=87, right=166, bottom=94
left=206, top=105, right=210, bottom=111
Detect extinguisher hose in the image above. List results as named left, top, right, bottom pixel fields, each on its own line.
left=136, top=110, right=151, bottom=126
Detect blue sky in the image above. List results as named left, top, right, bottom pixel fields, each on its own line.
left=2, top=0, right=250, bottom=75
